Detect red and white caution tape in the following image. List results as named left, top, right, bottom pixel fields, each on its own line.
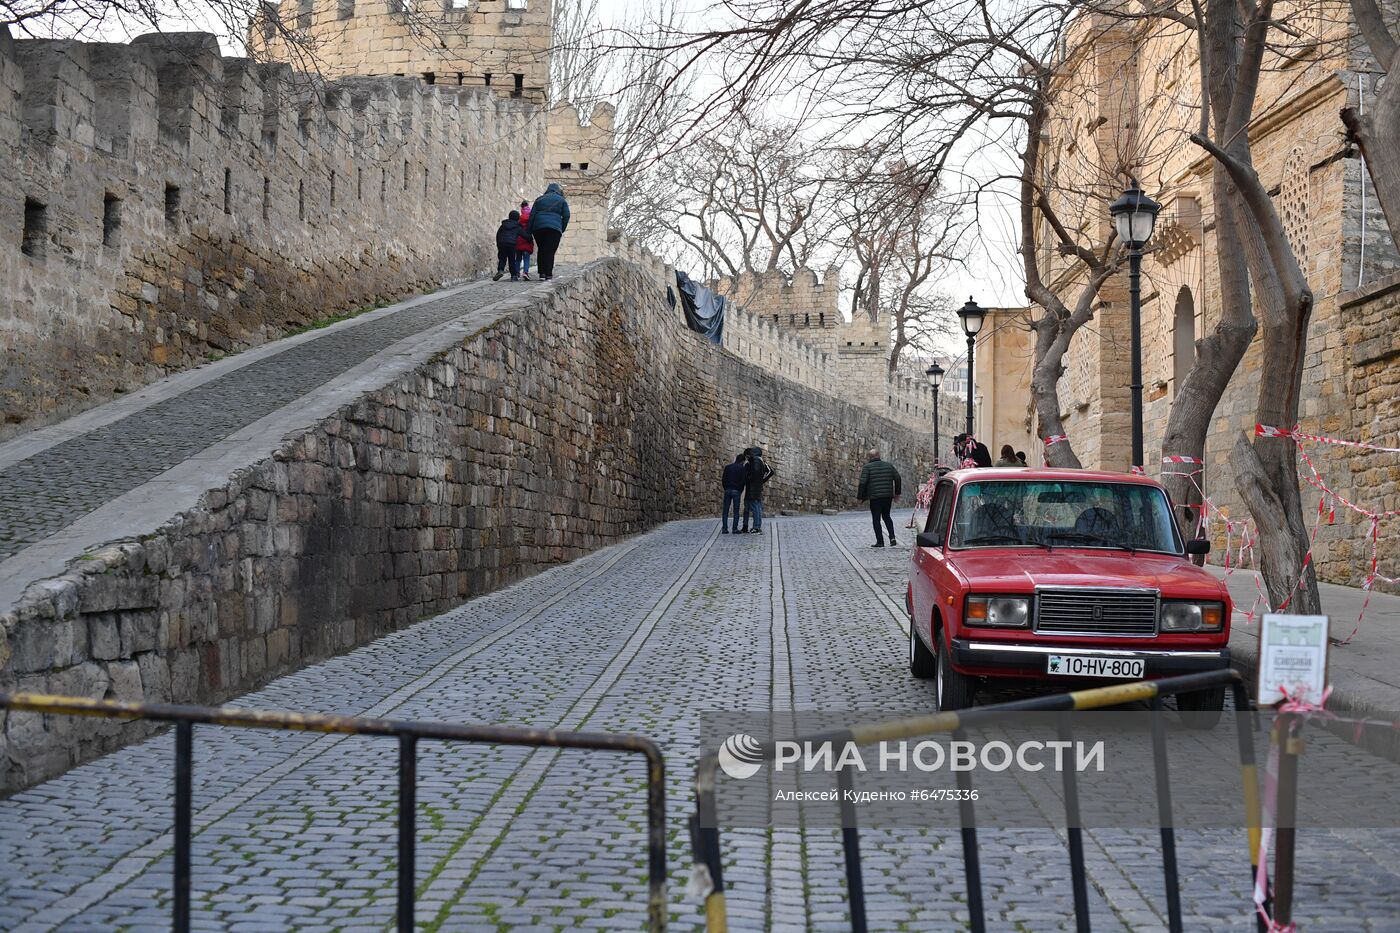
left=1257, top=423, right=1400, bottom=454
left=1043, top=434, right=1068, bottom=446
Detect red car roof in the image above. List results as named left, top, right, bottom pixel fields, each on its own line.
left=944, top=467, right=1165, bottom=488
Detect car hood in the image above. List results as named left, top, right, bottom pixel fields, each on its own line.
left=946, top=548, right=1228, bottom=599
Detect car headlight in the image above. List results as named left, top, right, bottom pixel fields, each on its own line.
left=966, top=595, right=1030, bottom=628
left=1159, top=601, right=1225, bottom=632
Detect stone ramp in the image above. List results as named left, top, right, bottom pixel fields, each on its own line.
left=0, top=276, right=552, bottom=610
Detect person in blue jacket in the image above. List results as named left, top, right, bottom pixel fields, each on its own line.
left=527, top=182, right=570, bottom=281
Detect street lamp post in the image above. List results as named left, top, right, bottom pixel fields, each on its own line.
left=956, top=298, right=986, bottom=438
left=1108, top=180, right=1162, bottom=469
left=925, top=363, right=945, bottom=465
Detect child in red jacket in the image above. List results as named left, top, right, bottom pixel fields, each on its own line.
left=515, top=200, right=535, bottom=280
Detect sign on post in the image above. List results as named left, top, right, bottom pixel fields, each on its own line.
left=1257, top=613, right=1329, bottom=706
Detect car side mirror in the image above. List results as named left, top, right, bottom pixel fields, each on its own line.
left=1185, top=538, right=1211, bottom=556
left=916, top=532, right=942, bottom=549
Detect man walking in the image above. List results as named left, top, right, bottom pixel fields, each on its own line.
left=857, top=448, right=902, bottom=548
left=527, top=183, right=570, bottom=281
left=721, top=452, right=748, bottom=534
left=741, top=447, right=775, bottom=534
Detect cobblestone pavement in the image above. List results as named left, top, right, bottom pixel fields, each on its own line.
left=3, top=511, right=1400, bottom=931
left=0, top=279, right=531, bottom=561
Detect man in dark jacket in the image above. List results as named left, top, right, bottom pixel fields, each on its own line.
left=741, top=447, right=775, bottom=534
left=720, top=452, right=747, bottom=534
left=493, top=210, right=526, bottom=281
left=857, top=449, right=903, bottom=547
left=527, top=183, right=570, bottom=281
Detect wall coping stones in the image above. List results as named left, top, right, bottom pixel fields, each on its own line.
left=0, top=277, right=552, bottom=612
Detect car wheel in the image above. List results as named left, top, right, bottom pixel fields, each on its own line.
left=933, top=629, right=976, bottom=712
left=909, top=620, right=936, bottom=680
left=1176, top=685, right=1225, bottom=730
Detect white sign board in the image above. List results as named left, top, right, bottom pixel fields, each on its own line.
left=1257, top=613, right=1329, bottom=706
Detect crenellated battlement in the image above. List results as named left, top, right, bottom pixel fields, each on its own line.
left=0, top=26, right=551, bottom=436
left=252, top=0, right=552, bottom=102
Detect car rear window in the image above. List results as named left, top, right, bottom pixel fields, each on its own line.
left=950, top=480, right=1182, bottom=553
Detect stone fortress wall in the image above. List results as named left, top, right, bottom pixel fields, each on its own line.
left=256, top=0, right=614, bottom=270
left=0, top=258, right=936, bottom=792
left=0, top=25, right=552, bottom=438
left=253, top=0, right=552, bottom=101
left=713, top=266, right=963, bottom=449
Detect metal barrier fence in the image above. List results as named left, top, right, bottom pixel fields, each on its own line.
left=689, top=668, right=1261, bottom=933
left=0, top=692, right=668, bottom=933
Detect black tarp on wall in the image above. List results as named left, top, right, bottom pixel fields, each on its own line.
left=674, top=270, right=726, bottom=345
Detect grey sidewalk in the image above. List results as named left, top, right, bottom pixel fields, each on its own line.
left=1214, top=565, right=1400, bottom=714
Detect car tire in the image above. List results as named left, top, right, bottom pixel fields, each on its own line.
left=909, top=620, right=936, bottom=679
left=1176, top=685, right=1225, bottom=730
left=933, top=629, right=976, bottom=711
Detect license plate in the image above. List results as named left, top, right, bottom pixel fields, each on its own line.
left=1046, top=655, right=1145, bottom=679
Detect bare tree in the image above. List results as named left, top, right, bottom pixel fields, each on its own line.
left=1182, top=0, right=1319, bottom=612
left=838, top=151, right=966, bottom=373
left=664, top=116, right=839, bottom=278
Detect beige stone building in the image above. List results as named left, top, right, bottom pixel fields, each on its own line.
left=972, top=308, right=1037, bottom=462
left=1030, top=7, right=1400, bottom=589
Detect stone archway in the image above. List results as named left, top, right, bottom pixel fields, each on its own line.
left=1172, top=286, right=1195, bottom=397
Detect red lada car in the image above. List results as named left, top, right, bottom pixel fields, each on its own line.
left=907, top=468, right=1230, bottom=722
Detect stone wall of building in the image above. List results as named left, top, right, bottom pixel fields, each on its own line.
left=1032, top=10, right=1400, bottom=592
left=0, top=257, right=934, bottom=792
left=0, top=27, right=552, bottom=440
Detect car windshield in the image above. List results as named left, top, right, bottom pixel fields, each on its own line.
left=949, top=480, right=1182, bottom=553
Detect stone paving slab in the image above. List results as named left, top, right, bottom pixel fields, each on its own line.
left=1215, top=565, right=1400, bottom=716
left=2, top=512, right=1399, bottom=931
left=0, top=275, right=565, bottom=609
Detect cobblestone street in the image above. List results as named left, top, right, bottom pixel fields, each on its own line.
left=3, top=512, right=1400, bottom=931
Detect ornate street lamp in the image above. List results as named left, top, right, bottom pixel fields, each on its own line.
left=1108, top=180, right=1162, bottom=468
left=926, top=362, right=945, bottom=465
left=956, top=297, right=986, bottom=438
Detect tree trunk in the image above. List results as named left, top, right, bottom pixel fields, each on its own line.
left=1159, top=177, right=1257, bottom=548
left=1030, top=317, right=1083, bottom=469
left=1230, top=436, right=1322, bottom=613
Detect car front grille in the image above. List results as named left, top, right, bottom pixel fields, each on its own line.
left=1034, top=588, right=1159, bottom=636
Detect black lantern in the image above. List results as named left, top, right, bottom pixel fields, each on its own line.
left=957, top=297, right=986, bottom=338
left=926, top=363, right=945, bottom=465
left=1108, top=180, right=1161, bottom=250
left=1108, top=181, right=1160, bottom=468
left=956, top=298, right=983, bottom=436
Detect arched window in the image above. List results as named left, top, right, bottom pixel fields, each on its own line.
left=1173, top=287, right=1195, bottom=397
